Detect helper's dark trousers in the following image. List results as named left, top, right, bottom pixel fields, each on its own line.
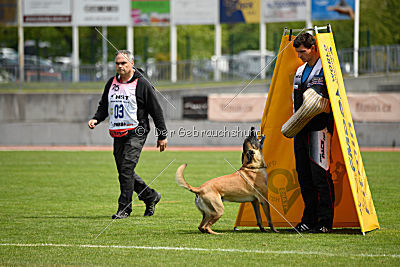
left=113, top=132, right=156, bottom=214
left=294, top=131, right=335, bottom=228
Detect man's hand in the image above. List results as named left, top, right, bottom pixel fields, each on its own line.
left=88, top=119, right=98, bottom=129
left=157, top=138, right=168, bottom=152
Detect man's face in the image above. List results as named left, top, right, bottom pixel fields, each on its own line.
left=295, top=44, right=315, bottom=64
left=115, top=53, right=134, bottom=76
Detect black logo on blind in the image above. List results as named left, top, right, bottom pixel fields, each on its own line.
left=319, top=132, right=326, bottom=163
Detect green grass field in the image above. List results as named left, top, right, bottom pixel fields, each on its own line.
left=0, top=150, right=399, bottom=266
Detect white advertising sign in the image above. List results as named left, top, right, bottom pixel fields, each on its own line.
left=208, top=94, right=268, bottom=122
left=23, top=0, right=72, bottom=25
left=74, top=0, right=130, bottom=26
left=262, top=0, right=306, bottom=22
left=172, top=0, right=217, bottom=25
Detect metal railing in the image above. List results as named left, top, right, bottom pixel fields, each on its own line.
left=337, top=45, right=400, bottom=74
left=0, top=45, right=399, bottom=90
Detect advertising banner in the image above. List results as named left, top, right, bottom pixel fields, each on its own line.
left=74, top=0, right=130, bottom=26
left=312, top=0, right=355, bottom=21
left=220, top=0, right=260, bottom=24
left=172, top=0, right=218, bottom=25
left=183, top=96, right=208, bottom=119
left=262, top=0, right=306, bottom=23
left=0, top=0, right=17, bottom=26
left=131, top=0, right=170, bottom=26
left=23, top=0, right=72, bottom=26
left=208, top=94, right=267, bottom=122
left=347, top=93, right=400, bottom=122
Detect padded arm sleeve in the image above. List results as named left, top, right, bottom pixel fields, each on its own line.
left=281, top=88, right=330, bottom=138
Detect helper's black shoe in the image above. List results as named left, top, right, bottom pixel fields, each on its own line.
left=111, top=211, right=130, bottom=219
left=288, top=222, right=312, bottom=233
left=309, top=225, right=331, bottom=234
left=144, top=192, right=161, bottom=216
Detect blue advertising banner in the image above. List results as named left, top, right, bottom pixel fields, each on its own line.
left=220, top=0, right=260, bottom=24
left=312, top=0, right=355, bottom=21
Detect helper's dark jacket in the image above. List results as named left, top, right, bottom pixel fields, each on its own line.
left=92, top=68, right=167, bottom=140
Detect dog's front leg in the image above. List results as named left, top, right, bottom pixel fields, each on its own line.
left=260, top=201, right=279, bottom=233
left=251, top=200, right=266, bottom=232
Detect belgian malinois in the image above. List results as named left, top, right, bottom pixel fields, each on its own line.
left=176, top=127, right=278, bottom=234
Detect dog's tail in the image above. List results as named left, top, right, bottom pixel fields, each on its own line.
left=176, top=164, right=201, bottom=194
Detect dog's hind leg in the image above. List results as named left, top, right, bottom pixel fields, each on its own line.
left=202, top=195, right=224, bottom=235
left=195, top=196, right=209, bottom=233
left=204, top=209, right=224, bottom=235
left=251, top=199, right=266, bottom=232
left=204, top=214, right=223, bottom=235
left=198, top=212, right=208, bottom=233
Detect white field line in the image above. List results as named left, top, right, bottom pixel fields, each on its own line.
left=0, top=243, right=399, bottom=258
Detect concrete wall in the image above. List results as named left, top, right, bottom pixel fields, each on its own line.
left=343, top=72, right=400, bottom=92
left=2, top=119, right=399, bottom=147
left=1, top=73, right=399, bottom=147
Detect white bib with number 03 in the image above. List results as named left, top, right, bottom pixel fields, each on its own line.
left=108, top=76, right=139, bottom=137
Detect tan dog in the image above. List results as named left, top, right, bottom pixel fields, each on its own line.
left=176, top=127, right=278, bottom=234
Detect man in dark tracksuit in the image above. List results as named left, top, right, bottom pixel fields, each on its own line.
left=290, top=33, right=335, bottom=233
left=88, top=50, right=167, bottom=219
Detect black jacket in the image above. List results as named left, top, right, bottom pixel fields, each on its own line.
left=92, top=68, right=167, bottom=140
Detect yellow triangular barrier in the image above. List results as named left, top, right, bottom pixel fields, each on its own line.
left=234, top=29, right=380, bottom=234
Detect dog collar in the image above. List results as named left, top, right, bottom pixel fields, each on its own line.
left=241, top=166, right=267, bottom=170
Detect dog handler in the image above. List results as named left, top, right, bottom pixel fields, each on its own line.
left=88, top=50, right=167, bottom=219
left=282, top=33, right=335, bottom=233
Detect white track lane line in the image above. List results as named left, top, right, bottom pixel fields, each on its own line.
left=0, top=243, right=399, bottom=258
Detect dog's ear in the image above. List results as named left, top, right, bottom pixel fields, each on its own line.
left=241, top=152, right=244, bottom=164
left=250, top=127, right=256, bottom=137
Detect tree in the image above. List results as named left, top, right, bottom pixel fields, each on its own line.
left=361, top=0, right=400, bottom=46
